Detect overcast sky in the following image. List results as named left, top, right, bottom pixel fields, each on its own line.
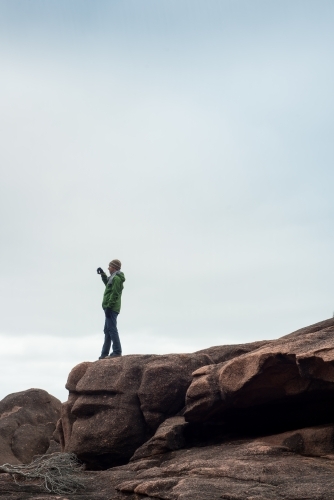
left=1, top=0, right=334, bottom=402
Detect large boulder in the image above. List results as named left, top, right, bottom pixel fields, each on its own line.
left=185, top=318, right=334, bottom=435
left=0, top=389, right=61, bottom=466
left=59, top=341, right=266, bottom=469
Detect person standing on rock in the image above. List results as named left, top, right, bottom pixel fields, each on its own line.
left=96, top=259, right=125, bottom=359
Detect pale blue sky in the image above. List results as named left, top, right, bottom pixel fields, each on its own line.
left=1, top=0, right=334, bottom=400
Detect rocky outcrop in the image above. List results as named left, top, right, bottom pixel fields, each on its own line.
left=2, top=319, right=334, bottom=499
left=58, top=342, right=266, bottom=469
left=0, top=389, right=61, bottom=466
left=185, top=318, right=334, bottom=435
left=1, top=438, right=334, bottom=499
left=58, top=320, right=334, bottom=472
left=114, top=439, right=334, bottom=500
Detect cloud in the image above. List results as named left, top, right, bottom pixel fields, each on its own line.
left=0, top=1, right=334, bottom=400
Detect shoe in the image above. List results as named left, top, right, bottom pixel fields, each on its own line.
left=107, top=353, right=122, bottom=358
left=98, top=355, right=108, bottom=360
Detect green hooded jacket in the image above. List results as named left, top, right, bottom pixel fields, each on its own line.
left=101, top=271, right=125, bottom=313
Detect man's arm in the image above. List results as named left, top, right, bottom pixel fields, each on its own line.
left=100, top=273, right=108, bottom=285
left=97, top=267, right=108, bottom=285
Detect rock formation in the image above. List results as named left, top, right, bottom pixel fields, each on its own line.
left=2, top=436, right=334, bottom=499
left=185, top=318, right=334, bottom=435
left=1, top=319, right=334, bottom=499
left=0, top=389, right=61, bottom=466
left=58, top=341, right=265, bottom=469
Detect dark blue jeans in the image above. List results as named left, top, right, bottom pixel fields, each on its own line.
left=101, top=310, right=122, bottom=357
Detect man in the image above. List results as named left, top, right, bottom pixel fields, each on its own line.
left=96, top=259, right=125, bottom=359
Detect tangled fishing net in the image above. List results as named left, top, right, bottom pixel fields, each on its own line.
left=0, top=452, right=87, bottom=495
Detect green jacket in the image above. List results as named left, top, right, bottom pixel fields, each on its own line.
left=101, top=271, right=125, bottom=313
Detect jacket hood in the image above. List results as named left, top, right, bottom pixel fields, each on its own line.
left=115, top=271, right=125, bottom=282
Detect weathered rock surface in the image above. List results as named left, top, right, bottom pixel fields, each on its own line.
left=58, top=319, right=334, bottom=471
left=2, top=318, right=334, bottom=499
left=0, top=389, right=61, bottom=466
left=59, top=342, right=265, bottom=469
left=130, top=416, right=188, bottom=461
left=256, top=423, right=334, bottom=456
left=114, top=439, right=334, bottom=500
left=1, top=438, right=334, bottom=499
left=185, top=318, right=334, bottom=435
